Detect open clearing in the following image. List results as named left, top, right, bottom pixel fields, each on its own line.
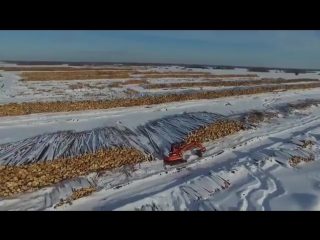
left=1, top=64, right=320, bottom=211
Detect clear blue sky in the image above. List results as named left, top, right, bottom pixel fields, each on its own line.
left=0, top=30, right=320, bottom=68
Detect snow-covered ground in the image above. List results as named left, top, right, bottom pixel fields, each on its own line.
left=2, top=100, right=320, bottom=211
left=1, top=65, right=320, bottom=211
left=0, top=67, right=319, bottom=104
left=0, top=89, right=320, bottom=145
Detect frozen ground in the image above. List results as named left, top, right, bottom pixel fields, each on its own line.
left=1, top=65, right=320, bottom=211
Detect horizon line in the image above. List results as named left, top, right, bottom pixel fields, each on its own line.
left=1, top=59, right=319, bottom=71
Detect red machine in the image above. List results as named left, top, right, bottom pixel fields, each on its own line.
left=163, top=141, right=206, bottom=165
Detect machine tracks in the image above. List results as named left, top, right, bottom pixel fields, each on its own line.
left=237, top=163, right=284, bottom=211
left=132, top=171, right=229, bottom=211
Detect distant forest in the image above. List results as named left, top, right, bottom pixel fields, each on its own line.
left=247, top=67, right=313, bottom=75
left=2, top=60, right=319, bottom=74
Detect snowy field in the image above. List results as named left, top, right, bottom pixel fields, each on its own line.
left=0, top=66, right=319, bottom=104
left=1, top=65, right=320, bottom=211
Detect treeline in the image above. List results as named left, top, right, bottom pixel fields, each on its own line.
left=282, top=69, right=308, bottom=74
left=247, top=67, right=312, bottom=75
left=184, top=65, right=210, bottom=69
left=184, top=65, right=235, bottom=70
left=212, top=66, right=235, bottom=70
left=247, top=67, right=270, bottom=72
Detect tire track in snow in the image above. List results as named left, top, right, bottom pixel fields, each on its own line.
left=127, top=171, right=228, bottom=211
left=238, top=161, right=286, bottom=211
left=261, top=164, right=287, bottom=211
left=262, top=97, right=280, bottom=108
left=237, top=163, right=262, bottom=211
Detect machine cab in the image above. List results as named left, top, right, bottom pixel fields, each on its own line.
left=170, top=143, right=183, bottom=154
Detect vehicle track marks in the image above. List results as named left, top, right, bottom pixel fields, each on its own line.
left=129, top=171, right=228, bottom=211
left=237, top=161, right=286, bottom=211
left=262, top=97, right=280, bottom=108
left=237, top=163, right=261, bottom=211
left=261, top=164, right=286, bottom=210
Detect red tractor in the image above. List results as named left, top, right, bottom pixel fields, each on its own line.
left=163, top=141, right=206, bottom=165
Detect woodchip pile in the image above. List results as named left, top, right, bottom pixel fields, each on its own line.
left=301, top=140, right=314, bottom=148
left=108, top=82, right=121, bottom=88
left=288, top=101, right=319, bottom=111
left=69, top=83, right=92, bottom=90
left=17, top=70, right=258, bottom=81
left=261, top=78, right=319, bottom=82
left=122, top=79, right=150, bottom=85
left=184, top=120, right=245, bottom=143
left=20, top=71, right=136, bottom=81
left=2, top=82, right=320, bottom=117
left=54, top=186, right=97, bottom=208
left=245, top=111, right=278, bottom=124
left=288, top=155, right=314, bottom=167
left=144, top=79, right=319, bottom=89
left=124, top=89, right=139, bottom=95
left=68, top=82, right=109, bottom=90
left=0, top=148, right=154, bottom=198
left=0, top=67, right=136, bottom=71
